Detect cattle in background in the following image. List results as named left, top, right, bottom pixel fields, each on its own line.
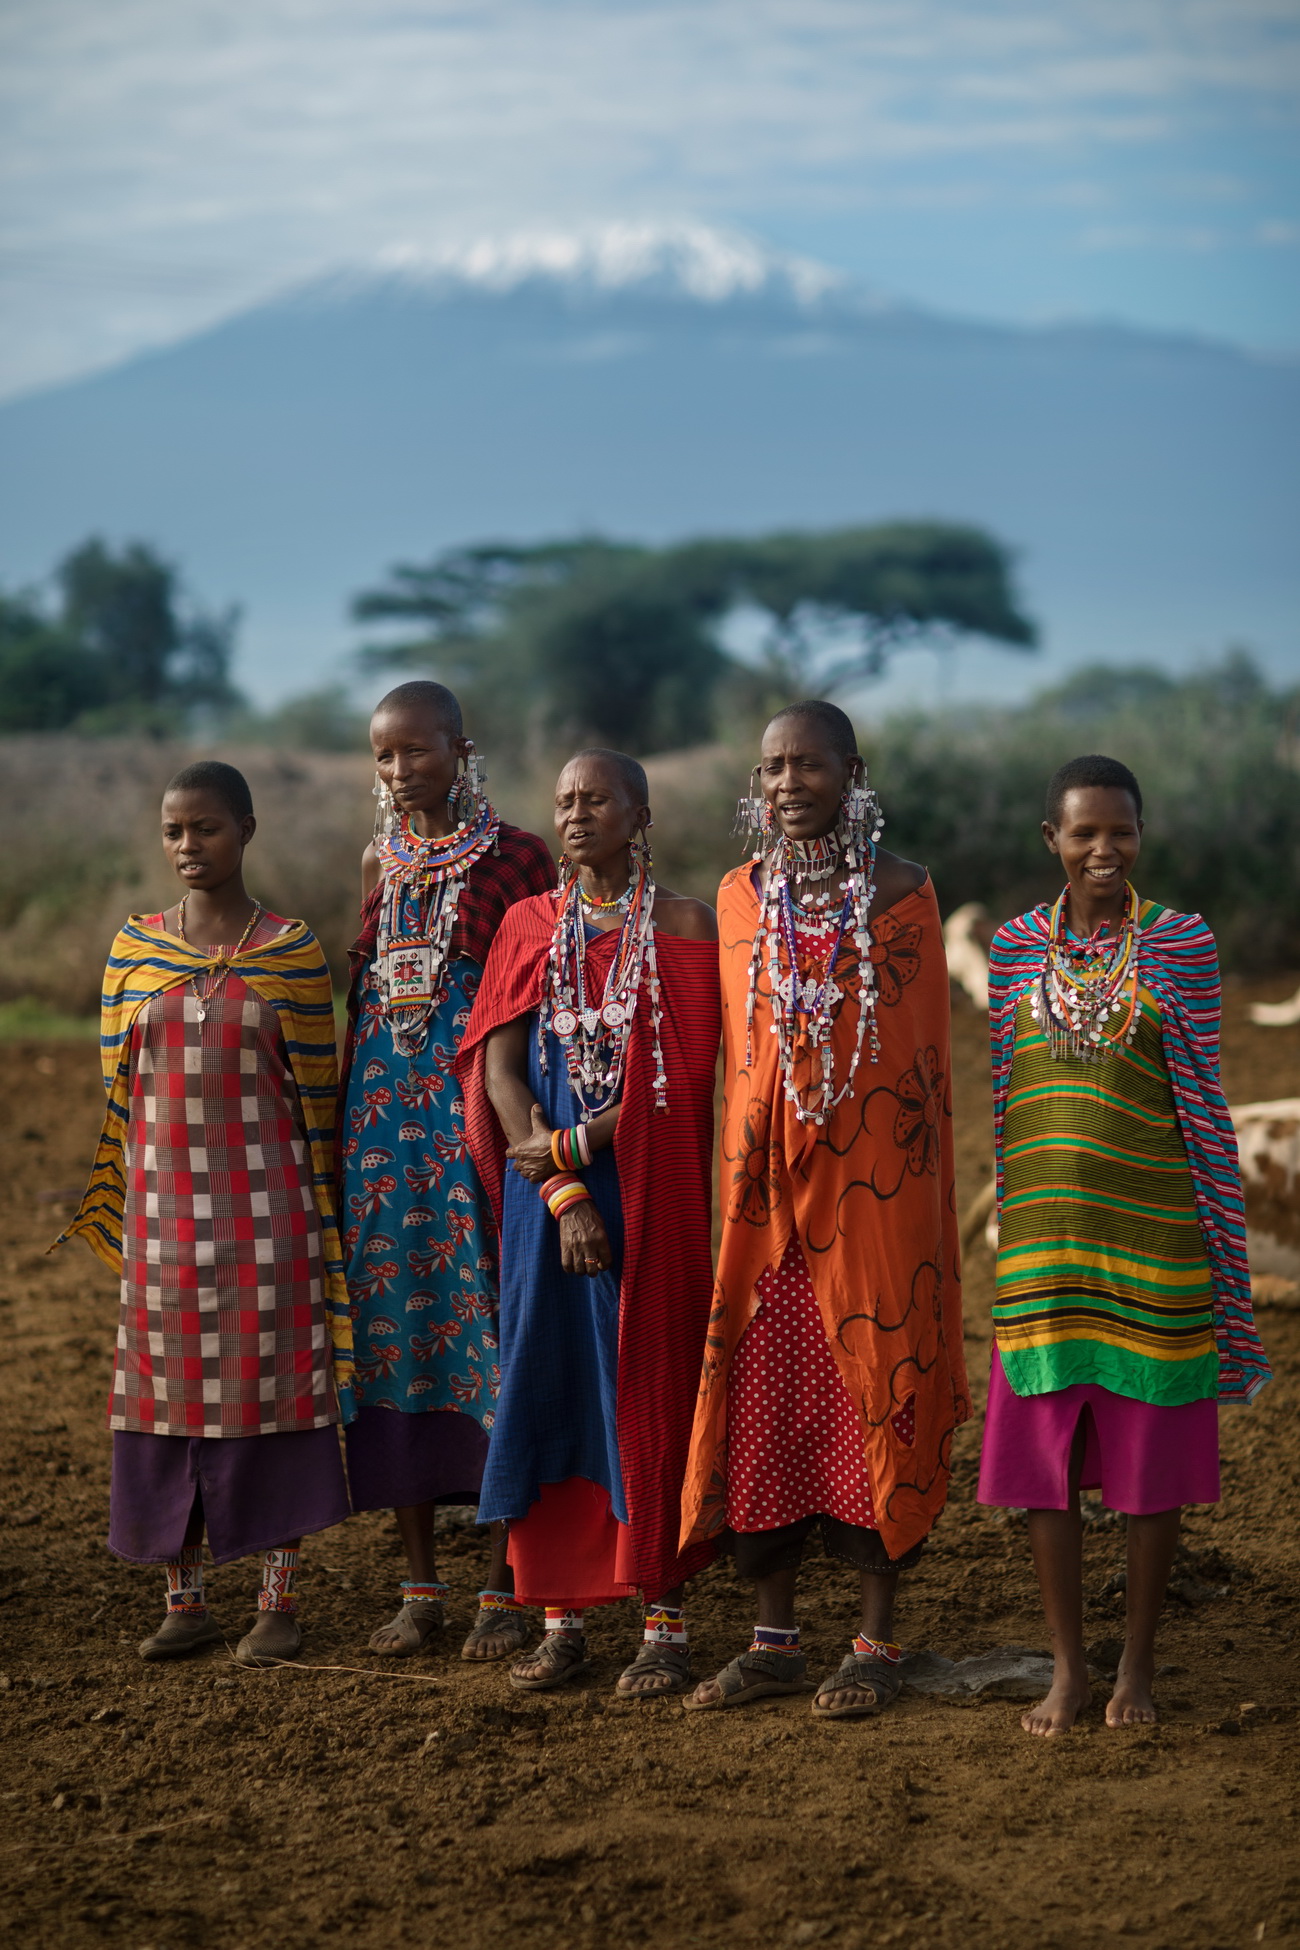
left=1248, top=985, right=1300, bottom=1027
left=944, top=902, right=996, bottom=1011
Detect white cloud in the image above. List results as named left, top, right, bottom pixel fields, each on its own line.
left=0, top=0, right=1297, bottom=394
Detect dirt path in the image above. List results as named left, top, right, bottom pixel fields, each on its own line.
left=2, top=983, right=1298, bottom=1950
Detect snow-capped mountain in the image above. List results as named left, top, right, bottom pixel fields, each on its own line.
left=0, top=222, right=1294, bottom=704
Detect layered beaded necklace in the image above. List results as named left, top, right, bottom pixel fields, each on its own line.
left=539, top=858, right=667, bottom=1119
left=1031, top=883, right=1141, bottom=1062
left=745, top=790, right=884, bottom=1127
left=375, top=801, right=500, bottom=1058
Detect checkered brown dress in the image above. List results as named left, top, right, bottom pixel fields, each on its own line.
left=110, top=912, right=336, bottom=1436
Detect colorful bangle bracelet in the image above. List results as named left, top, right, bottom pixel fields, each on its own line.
left=539, top=1172, right=593, bottom=1220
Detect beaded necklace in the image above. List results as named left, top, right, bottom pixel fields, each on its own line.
left=745, top=811, right=882, bottom=1127
left=176, top=898, right=264, bottom=1025
left=1030, top=883, right=1141, bottom=1062
left=375, top=801, right=500, bottom=1058
left=539, top=859, right=668, bottom=1119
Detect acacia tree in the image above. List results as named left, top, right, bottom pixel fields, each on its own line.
left=352, top=521, right=1037, bottom=755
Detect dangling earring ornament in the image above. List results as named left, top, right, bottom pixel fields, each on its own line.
left=372, top=771, right=397, bottom=843
left=733, top=768, right=774, bottom=858
left=448, top=740, right=490, bottom=827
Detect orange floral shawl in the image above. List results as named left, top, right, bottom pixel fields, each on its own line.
left=680, top=867, right=970, bottom=1562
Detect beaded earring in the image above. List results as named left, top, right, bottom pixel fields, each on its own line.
left=372, top=771, right=397, bottom=843
left=733, top=767, right=773, bottom=857
left=840, top=765, right=884, bottom=863
left=629, top=819, right=654, bottom=871
left=447, top=741, right=489, bottom=826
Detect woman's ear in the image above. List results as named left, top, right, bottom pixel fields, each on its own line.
left=240, top=813, right=257, bottom=848
left=1041, top=819, right=1060, bottom=857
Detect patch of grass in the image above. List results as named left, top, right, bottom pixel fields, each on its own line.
left=0, top=996, right=100, bottom=1040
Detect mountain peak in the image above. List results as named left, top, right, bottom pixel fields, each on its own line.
left=304, top=219, right=883, bottom=313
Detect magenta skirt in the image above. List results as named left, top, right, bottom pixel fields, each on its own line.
left=977, top=1347, right=1220, bottom=1515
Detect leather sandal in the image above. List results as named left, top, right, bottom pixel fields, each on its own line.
left=368, top=1598, right=444, bottom=1658
left=460, top=1605, right=531, bottom=1662
left=810, top=1651, right=903, bottom=1719
left=682, top=1645, right=811, bottom=1711
left=615, top=1642, right=692, bottom=1698
left=138, top=1610, right=224, bottom=1662
left=509, top=1631, right=590, bottom=1692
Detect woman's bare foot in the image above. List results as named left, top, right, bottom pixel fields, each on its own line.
left=1021, top=1668, right=1091, bottom=1736
left=1106, top=1654, right=1157, bottom=1727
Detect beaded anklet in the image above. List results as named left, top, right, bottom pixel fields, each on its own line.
left=402, top=1579, right=450, bottom=1608
left=478, top=1588, right=526, bottom=1614
left=853, top=1632, right=902, bottom=1663
left=751, top=1624, right=801, bottom=1657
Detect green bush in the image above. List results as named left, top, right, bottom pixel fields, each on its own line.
left=863, top=652, right=1300, bottom=969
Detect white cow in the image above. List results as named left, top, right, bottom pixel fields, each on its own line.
left=1249, top=986, right=1300, bottom=1027
left=944, top=902, right=994, bottom=1011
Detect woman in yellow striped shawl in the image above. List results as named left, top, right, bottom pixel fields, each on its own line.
left=57, top=761, right=353, bottom=1667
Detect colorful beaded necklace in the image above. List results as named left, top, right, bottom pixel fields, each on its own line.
left=1030, top=882, right=1141, bottom=1062
left=745, top=787, right=884, bottom=1127
left=539, top=858, right=668, bottom=1119
left=375, top=801, right=500, bottom=1058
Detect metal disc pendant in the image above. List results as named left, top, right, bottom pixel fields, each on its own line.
left=195, top=1007, right=206, bottom=1022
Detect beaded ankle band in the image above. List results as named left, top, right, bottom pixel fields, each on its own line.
left=853, top=1633, right=902, bottom=1663
left=478, top=1589, right=526, bottom=1614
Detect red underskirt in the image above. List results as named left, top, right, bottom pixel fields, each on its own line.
left=507, top=1478, right=651, bottom=1608
left=726, top=1235, right=914, bottom=1533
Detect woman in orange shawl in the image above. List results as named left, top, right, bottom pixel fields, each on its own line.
left=681, top=701, right=969, bottom=1717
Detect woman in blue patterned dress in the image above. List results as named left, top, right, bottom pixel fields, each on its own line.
left=339, top=680, right=555, bottom=1657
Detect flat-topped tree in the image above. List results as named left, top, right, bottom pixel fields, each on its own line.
left=352, top=521, right=1037, bottom=755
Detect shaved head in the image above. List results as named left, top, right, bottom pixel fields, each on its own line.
left=765, top=699, right=859, bottom=760
left=373, top=679, right=463, bottom=737
left=564, top=747, right=650, bottom=808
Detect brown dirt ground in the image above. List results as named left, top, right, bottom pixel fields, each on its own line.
left=2, top=978, right=1299, bottom=1950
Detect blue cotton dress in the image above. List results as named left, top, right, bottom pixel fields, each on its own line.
left=339, top=956, right=498, bottom=1504
left=477, top=1017, right=628, bottom=1526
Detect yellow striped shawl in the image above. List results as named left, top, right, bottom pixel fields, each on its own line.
left=52, top=914, right=355, bottom=1419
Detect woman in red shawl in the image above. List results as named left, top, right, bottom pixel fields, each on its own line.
left=459, top=749, right=720, bottom=1696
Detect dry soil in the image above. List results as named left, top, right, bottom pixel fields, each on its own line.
left=1, top=982, right=1298, bottom=1950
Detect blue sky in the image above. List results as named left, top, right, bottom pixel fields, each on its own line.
left=1, top=0, right=1298, bottom=400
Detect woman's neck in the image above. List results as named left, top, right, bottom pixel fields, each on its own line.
left=176, top=879, right=257, bottom=946
left=1063, top=877, right=1130, bottom=940
left=411, top=804, right=456, bottom=840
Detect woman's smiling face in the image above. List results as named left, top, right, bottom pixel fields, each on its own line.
left=1043, top=785, right=1143, bottom=903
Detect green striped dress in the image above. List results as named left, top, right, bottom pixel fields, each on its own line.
left=993, top=982, right=1219, bottom=1406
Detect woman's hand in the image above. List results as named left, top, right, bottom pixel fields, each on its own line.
left=507, top=1103, right=557, bottom=1184
left=558, top=1201, right=613, bottom=1277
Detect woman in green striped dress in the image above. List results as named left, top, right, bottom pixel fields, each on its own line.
left=979, top=754, right=1268, bottom=1736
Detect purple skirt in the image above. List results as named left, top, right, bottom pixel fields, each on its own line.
left=978, top=1347, right=1220, bottom=1515
left=344, top=1406, right=489, bottom=1513
left=109, top=1426, right=350, bottom=1565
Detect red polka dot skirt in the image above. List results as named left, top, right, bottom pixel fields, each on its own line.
left=726, top=1235, right=915, bottom=1533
